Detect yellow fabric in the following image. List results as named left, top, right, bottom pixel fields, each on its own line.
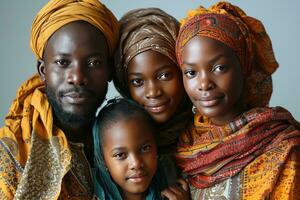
left=0, top=74, right=72, bottom=199
left=30, top=0, right=119, bottom=59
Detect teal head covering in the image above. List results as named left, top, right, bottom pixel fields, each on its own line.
left=92, top=98, right=168, bottom=199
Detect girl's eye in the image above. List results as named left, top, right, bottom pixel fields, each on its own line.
left=141, top=144, right=151, bottom=153
left=212, top=64, right=227, bottom=73
left=158, top=72, right=172, bottom=81
left=55, top=59, right=69, bottom=67
left=184, top=70, right=196, bottom=78
left=130, top=79, right=144, bottom=87
left=113, top=152, right=127, bottom=160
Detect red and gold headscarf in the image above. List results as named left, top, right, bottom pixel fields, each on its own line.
left=176, top=1, right=278, bottom=108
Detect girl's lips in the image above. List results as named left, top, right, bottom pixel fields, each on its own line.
left=127, top=173, right=147, bottom=183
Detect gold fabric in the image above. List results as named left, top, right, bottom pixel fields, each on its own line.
left=0, top=75, right=94, bottom=199
left=30, top=0, right=119, bottom=59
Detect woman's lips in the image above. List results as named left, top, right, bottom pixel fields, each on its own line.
left=196, top=96, right=223, bottom=107
left=145, top=100, right=170, bottom=114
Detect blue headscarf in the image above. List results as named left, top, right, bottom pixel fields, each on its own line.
left=92, top=111, right=168, bottom=200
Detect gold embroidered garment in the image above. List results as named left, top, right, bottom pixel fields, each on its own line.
left=0, top=74, right=93, bottom=199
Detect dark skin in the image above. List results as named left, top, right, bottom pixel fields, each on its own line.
left=127, top=50, right=185, bottom=124
left=37, top=21, right=110, bottom=164
left=181, top=36, right=247, bottom=125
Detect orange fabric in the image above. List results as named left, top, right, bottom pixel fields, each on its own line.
left=0, top=74, right=72, bottom=199
left=176, top=107, right=300, bottom=199
left=30, top=0, right=119, bottom=59
left=176, top=1, right=278, bottom=108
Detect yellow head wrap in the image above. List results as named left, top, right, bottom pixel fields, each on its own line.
left=30, top=0, right=119, bottom=59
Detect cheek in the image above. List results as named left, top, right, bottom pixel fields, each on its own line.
left=129, top=86, right=144, bottom=104
left=183, top=77, right=197, bottom=99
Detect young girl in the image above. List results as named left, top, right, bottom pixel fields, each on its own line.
left=93, top=98, right=189, bottom=200
left=113, top=8, right=193, bottom=185
left=175, top=2, right=300, bottom=199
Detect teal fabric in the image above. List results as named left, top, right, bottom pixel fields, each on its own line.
left=92, top=117, right=168, bottom=200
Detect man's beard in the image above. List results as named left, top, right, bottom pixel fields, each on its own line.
left=45, top=84, right=107, bottom=127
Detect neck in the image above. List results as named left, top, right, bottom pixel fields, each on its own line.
left=211, top=101, right=247, bottom=126
left=123, top=191, right=146, bottom=200
left=54, top=117, right=94, bottom=164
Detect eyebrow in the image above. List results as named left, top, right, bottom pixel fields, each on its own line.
left=128, top=64, right=175, bottom=76
left=182, top=53, right=226, bottom=67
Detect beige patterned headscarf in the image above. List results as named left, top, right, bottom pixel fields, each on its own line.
left=114, top=8, right=179, bottom=98
left=113, top=8, right=193, bottom=150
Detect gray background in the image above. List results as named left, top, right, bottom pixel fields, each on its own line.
left=1, top=0, right=299, bottom=126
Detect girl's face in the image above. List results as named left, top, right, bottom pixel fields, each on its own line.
left=127, top=50, right=184, bottom=124
left=181, top=36, right=245, bottom=125
left=102, top=117, right=157, bottom=200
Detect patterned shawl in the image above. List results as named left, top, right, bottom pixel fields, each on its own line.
left=113, top=8, right=193, bottom=150
left=175, top=2, right=300, bottom=199
left=0, top=74, right=73, bottom=199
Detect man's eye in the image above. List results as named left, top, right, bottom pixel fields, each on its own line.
left=212, top=64, right=227, bottom=73
left=55, top=59, right=69, bottom=66
left=88, top=59, right=102, bottom=67
left=141, top=144, right=152, bottom=153
left=184, top=70, right=196, bottom=78
left=130, top=79, right=144, bottom=87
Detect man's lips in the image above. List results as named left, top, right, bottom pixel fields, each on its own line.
left=62, top=91, right=92, bottom=104
left=145, top=100, right=170, bottom=114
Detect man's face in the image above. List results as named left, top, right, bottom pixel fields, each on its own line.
left=38, top=21, right=110, bottom=125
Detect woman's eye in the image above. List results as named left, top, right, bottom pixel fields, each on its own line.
left=158, top=72, right=171, bottom=80
left=141, top=144, right=151, bottom=153
left=184, top=70, right=196, bottom=78
left=130, top=79, right=144, bottom=87
left=212, top=64, right=226, bottom=73
left=55, top=59, right=69, bottom=67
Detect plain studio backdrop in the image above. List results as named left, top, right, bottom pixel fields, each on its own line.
left=0, top=0, right=299, bottom=126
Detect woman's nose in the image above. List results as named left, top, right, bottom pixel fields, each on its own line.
left=145, top=80, right=162, bottom=99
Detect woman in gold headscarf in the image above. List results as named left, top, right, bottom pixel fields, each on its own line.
left=175, top=2, right=300, bottom=199
left=114, top=7, right=193, bottom=187
left=0, top=0, right=118, bottom=199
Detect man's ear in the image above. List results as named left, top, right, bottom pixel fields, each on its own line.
left=37, top=59, right=46, bottom=82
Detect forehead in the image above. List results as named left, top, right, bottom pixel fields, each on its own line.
left=102, top=117, right=155, bottom=148
left=43, top=21, right=108, bottom=57
left=128, top=50, right=177, bottom=74
left=182, top=36, right=236, bottom=62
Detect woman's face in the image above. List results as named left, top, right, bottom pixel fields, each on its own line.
left=102, top=117, right=157, bottom=200
left=181, top=36, right=245, bottom=125
left=127, top=50, right=184, bottom=124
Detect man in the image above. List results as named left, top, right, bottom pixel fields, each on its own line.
left=0, top=0, right=119, bottom=199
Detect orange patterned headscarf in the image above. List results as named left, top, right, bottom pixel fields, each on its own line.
left=30, top=0, right=119, bottom=59
left=176, top=1, right=279, bottom=108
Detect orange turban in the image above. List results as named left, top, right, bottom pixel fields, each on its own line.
left=30, top=0, right=119, bottom=59
left=176, top=1, right=279, bottom=108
